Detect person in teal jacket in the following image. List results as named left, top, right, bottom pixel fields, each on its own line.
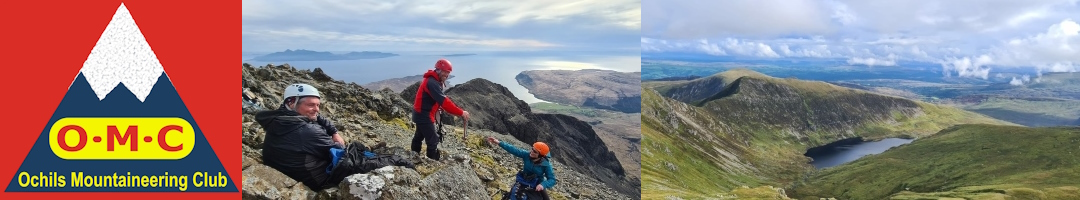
left=487, top=136, right=556, bottom=200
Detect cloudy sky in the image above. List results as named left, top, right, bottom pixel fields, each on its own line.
left=643, top=0, right=1080, bottom=80
left=243, top=0, right=640, bottom=52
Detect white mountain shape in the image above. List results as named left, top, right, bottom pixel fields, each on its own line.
left=78, top=3, right=165, bottom=102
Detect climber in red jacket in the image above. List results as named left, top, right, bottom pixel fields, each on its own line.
left=412, top=58, right=470, bottom=160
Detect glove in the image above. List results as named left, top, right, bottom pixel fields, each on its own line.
left=363, top=151, right=376, bottom=158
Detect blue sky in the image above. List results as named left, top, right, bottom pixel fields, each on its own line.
left=242, top=0, right=640, bottom=53
left=643, top=0, right=1080, bottom=82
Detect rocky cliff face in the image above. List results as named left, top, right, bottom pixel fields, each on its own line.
left=402, top=78, right=640, bottom=198
left=653, top=74, right=731, bottom=104
left=516, top=69, right=642, bottom=113
left=241, top=63, right=629, bottom=200
left=700, top=76, right=924, bottom=136
left=651, top=68, right=768, bottom=104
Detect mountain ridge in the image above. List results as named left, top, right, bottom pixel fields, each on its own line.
left=401, top=78, right=641, bottom=197
left=641, top=68, right=1014, bottom=199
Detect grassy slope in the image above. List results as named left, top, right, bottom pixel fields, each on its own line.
left=791, top=125, right=1080, bottom=200
left=529, top=102, right=604, bottom=117
left=960, top=72, right=1080, bottom=127
left=642, top=88, right=739, bottom=199
left=965, top=97, right=1080, bottom=127
left=641, top=69, right=1014, bottom=199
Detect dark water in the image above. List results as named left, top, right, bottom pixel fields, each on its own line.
left=805, top=137, right=913, bottom=169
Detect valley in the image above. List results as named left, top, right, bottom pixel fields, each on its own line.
left=641, top=68, right=1016, bottom=199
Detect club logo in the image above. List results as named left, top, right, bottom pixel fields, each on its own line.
left=6, top=3, right=235, bottom=192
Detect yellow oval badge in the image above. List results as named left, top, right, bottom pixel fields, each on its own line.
left=48, top=117, right=195, bottom=160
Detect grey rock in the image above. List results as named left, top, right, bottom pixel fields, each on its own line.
left=242, top=164, right=301, bottom=200
left=243, top=144, right=263, bottom=164
left=243, top=122, right=266, bottom=148
left=338, top=166, right=396, bottom=200
left=311, top=68, right=333, bottom=82
left=414, top=162, right=487, bottom=199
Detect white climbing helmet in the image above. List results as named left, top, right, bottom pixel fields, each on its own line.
left=283, top=83, right=320, bottom=99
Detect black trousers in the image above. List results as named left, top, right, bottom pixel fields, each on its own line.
left=324, top=141, right=414, bottom=189
left=411, top=122, right=440, bottom=160
left=505, top=184, right=550, bottom=200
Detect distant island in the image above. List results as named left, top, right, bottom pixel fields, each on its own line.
left=440, top=53, right=476, bottom=57
left=249, top=49, right=398, bottom=61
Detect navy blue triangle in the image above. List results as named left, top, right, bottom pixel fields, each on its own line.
left=6, top=72, right=236, bottom=192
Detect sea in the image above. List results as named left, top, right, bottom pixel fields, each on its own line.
left=243, top=51, right=640, bottom=103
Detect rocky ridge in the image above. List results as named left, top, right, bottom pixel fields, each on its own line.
left=402, top=78, right=640, bottom=198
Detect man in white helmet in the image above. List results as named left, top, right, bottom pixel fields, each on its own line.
left=257, top=83, right=413, bottom=190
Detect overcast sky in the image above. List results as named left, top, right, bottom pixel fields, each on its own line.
left=243, top=0, right=640, bottom=52
left=643, top=0, right=1080, bottom=81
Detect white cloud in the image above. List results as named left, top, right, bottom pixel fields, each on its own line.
left=1009, top=74, right=1033, bottom=85
left=417, top=0, right=641, bottom=29
left=643, top=0, right=1080, bottom=81
left=696, top=39, right=726, bottom=56
left=642, top=37, right=787, bottom=57
left=867, top=37, right=935, bottom=45
left=643, top=0, right=833, bottom=39
left=778, top=44, right=835, bottom=58
left=722, top=38, right=780, bottom=58
left=993, top=19, right=1080, bottom=72
left=1010, top=77, right=1025, bottom=85
left=942, top=55, right=994, bottom=79
left=835, top=0, right=1078, bottom=33
left=1046, top=62, right=1080, bottom=72
left=829, top=0, right=858, bottom=25
left=243, top=0, right=639, bottom=51
left=848, top=55, right=898, bottom=67
left=244, top=28, right=558, bottom=49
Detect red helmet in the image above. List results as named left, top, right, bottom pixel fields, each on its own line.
left=435, top=59, right=452, bottom=72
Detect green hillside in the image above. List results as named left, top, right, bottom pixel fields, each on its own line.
left=641, top=69, right=1015, bottom=199
left=791, top=124, right=1080, bottom=200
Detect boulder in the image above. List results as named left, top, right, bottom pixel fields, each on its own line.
left=242, top=164, right=312, bottom=200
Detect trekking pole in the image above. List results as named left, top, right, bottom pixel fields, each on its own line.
left=462, top=116, right=468, bottom=141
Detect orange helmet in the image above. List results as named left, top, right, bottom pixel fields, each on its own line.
left=533, top=142, right=550, bottom=157
left=435, top=59, right=452, bottom=72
